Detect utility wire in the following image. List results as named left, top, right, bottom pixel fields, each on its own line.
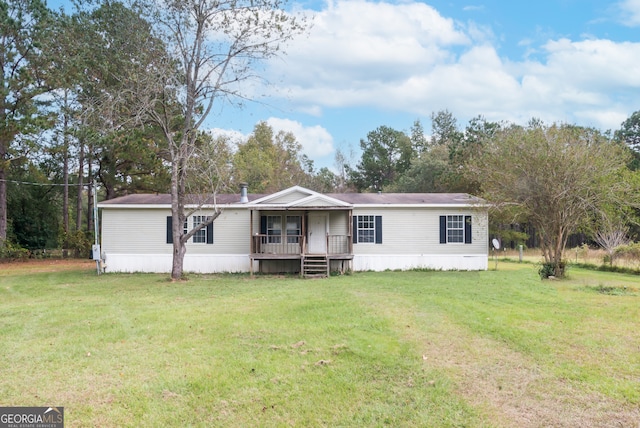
left=0, top=178, right=93, bottom=187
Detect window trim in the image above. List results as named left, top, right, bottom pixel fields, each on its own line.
left=192, top=215, right=212, bottom=244
left=447, top=215, right=465, bottom=243
left=353, top=215, right=382, bottom=244
left=166, top=215, right=214, bottom=245
left=440, top=215, right=472, bottom=245
left=266, top=215, right=282, bottom=244
left=286, top=215, right=301, bottom=244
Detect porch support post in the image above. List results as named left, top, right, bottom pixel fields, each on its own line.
left=249, top=209, right=254, bottom=276
left=348, top=209, right=353, bottom=254
left=302, top=213, right=306, bottom=255
left=349, top=209, right=354, bottom=273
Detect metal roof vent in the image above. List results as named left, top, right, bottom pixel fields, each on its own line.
left=239, top=183, right=249, bottom=203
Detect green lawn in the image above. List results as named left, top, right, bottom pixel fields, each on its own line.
left=1, top=261, right=639, bottom=427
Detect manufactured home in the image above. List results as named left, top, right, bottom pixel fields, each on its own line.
left=98, top=185, right=488, bottom=276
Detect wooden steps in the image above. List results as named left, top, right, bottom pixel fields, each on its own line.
left=302, top=255, right=329, bottom=278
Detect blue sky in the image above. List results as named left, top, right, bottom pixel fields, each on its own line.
left=50, top=0, right=640, bottom=170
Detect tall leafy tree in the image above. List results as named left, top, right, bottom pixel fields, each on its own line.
left=72, top=1, right=172, bottom=199
left=616, top=110, right=640, bottom=151
left=410, top=119, right=428, bottom=154
left=6, top=158, right=60, bottom=251
left=467, top=120, right=637, bottom=277
left=309, top=167, right=340, bottom=193
left=393, top=112, right=484, bottom=193
left=131, top=0, right=308, bottom=279
left=0, top=0, right=53, bottom=247
left=449, top=115, right=501, bottom=193
left=46, top=11, right=85, bottom=248
left=614, top=110, right=640, bottom=170
left=232, top=122, right=310, bottom=193
left=388, top=144, right=450, bottom=193
left=430, top=109, right=463, bottom=148
left=96, top=128, right=170, bottom=199
left=348, top=126, right=413, bottom=192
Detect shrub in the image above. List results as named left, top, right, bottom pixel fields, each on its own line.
left=614, top=242, right=640, bottom=262
left=0, top=241, right=30, bottom=260
left=60, top=230, right=92, bottom=258
left=538, top=261, right=567, bottom=279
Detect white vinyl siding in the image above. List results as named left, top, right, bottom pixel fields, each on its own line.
left=351, top=207, right=487, bottom=256
left=101, top=208, right=250, bottom=255
left=329, top=211, right=349, bottom=236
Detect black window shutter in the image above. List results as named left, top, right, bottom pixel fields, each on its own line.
left=375, top=216, right=382, bottom=244
left=166, top=216, right=173, bottom=244
left=439, top=216, right=447, bottom=244
left=207, top=221, right=214, bottom=244
left=260, top=216, right=267, bottom=235
left=352, top=216, right=358, bottom=244
left=464, top=215, right=472, bottom=244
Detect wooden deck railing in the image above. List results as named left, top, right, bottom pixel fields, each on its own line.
left=252, top=234, right=303, bottom=255
left=252, top=234, right=352, bottom=255
left=328, top=235, right=351, bottom=255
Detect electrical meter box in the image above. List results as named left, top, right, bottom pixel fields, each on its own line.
left=92, top=244, right=101, bottom=261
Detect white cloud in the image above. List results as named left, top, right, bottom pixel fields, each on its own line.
left=269, top=0, right=471, bottom=108
left=207, top=120, right=334, bottom=160
left=261, top=0, right=640, bottom=132
left=266, top=117, right=335, bottom=158
left=207, top=128, right=247, bottom=150
left=462, top=5, right=484, bottom=12
left=618, top=0, right=640, bottom=26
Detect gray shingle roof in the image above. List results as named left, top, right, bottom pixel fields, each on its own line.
left=99, top=191, right=483, bottom=206
left=328, top=193, right=483, bottom=205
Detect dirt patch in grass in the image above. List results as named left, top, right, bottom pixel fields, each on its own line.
left=420, top=322, right=640, bottom=428
left=0, top=258, right=94, bottom=275
left=359, top=291, right=640, bottom=428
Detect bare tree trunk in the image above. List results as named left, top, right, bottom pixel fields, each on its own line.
left=171, top=236, right=186, bottom=279
left=170, top=158, right=184, bottom=280
left=62, top=106, right=69, bottom=258
left=0, top=131, right=7, bottom=247
left=0, top=167, right=6, bottom=248
left=76, top=138, right=84, bottom=232
left=87, top=162, right=93, bottom=236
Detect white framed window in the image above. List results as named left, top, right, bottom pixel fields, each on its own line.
left=286, top=216, right=301, bottom=244
left=166, top=215, right=213, bottom=245
left=357, top=215, right=376, bottom=243
left=192, top=215, right=211, bottom=243
left=447, top=215, right=464, bottom=243
left=267, top=215, right=282, bottom=244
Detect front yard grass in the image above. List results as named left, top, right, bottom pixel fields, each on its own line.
left=1, top=261, right=638, bottom=427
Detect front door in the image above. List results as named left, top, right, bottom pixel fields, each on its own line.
left=308, top=213, right=327, bottom=254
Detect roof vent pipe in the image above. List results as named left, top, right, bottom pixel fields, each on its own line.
left=240, top=183, right=249, bottom=203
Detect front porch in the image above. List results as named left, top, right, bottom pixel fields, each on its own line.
left=249, top=213, right=354, bottom=277
left=244, top=187, right=356, bottom=277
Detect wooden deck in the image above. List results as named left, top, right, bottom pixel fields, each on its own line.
left=250, top=253, right=354, bottom=260
left=249, top=234, right=353, bottom=276
left=250, top=234, right=353, bottom=259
